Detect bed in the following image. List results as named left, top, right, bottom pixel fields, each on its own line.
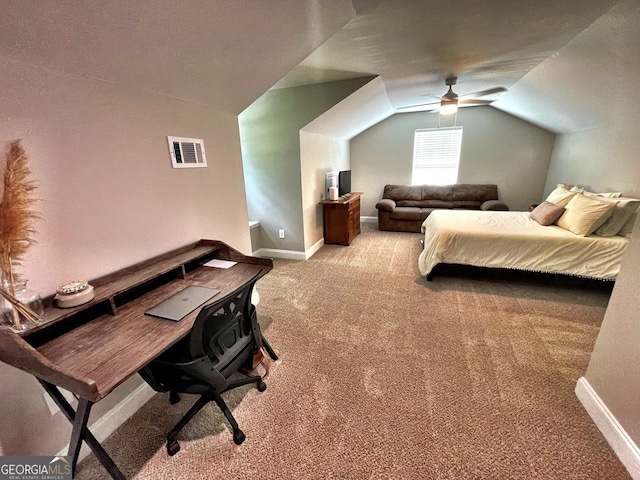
left=418, top=210, right=630, bottom=281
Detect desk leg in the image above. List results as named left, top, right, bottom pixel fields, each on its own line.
left=261, top=335, right=279, bottom=361
left=39, top=381, right=126, bottom=480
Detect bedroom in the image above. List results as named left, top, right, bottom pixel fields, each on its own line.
left=0, top=0, right=639, bottom=478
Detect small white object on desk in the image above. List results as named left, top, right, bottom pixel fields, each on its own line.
left=203, top=259, right=237, bottom=269
left=54, top=281, right=95, bottom=308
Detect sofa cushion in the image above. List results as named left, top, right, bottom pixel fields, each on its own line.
left=398, top=199, right=456, bottom=208
left=452, top=200, right=482, bottom=209
left=420, top=208, right=437, bottom=220
left=390, top=207, right=422, bottom=221
left=421, top=185, right=453, bottom=201
left=452, top=184, right=498, bottom=202
left=383, top=185, right=422, bottom=202
left=397, top=199, right=427, bottom=207
left=424, top=199, right=454, bottom=208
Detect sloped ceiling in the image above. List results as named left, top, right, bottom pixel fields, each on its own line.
left=1, top=1, right=637, bottom=134
left=0, top=0, right=357, bottom=114
left=495, top=0, right=640, bottom=133
left=276, top=0, right=635, bottom=134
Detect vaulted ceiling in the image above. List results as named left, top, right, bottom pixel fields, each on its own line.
left=276, top=0, right=639, bottom=134
left=1, top=1, right=638, bottom=135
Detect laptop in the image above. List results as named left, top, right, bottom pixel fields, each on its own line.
left=145, top=285, right=220, bottom=321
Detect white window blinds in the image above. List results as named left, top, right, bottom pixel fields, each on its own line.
left=412, top=127, right=462, bottom=185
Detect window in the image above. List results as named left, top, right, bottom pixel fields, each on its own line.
left=412, top=127, right=462, bottom=185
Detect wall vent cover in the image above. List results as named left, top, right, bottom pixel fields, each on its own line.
left=167, top=136, right=207, bottom=168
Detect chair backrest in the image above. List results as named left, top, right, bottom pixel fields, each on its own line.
left=189, top=271, right=263, bottom=376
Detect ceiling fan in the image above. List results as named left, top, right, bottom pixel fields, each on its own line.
left=397, top=76, right=506, bottom=114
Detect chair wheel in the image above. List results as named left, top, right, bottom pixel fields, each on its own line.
left=167, top=440, right=180, bottom=456
left=169, top=392, right=180, bottom=405
left=257, top=381, right=267, bottom=392
left=233, top=429, right=246, bottom=445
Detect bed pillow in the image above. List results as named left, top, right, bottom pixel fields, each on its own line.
left=618, top=212, right=637, bottom=238
left=555, top=194, right=616, bottom=236
left=594, top=197, right=640, bottom=236
left=545, top=186, right=579, bottom=207
left=530, top=201, right=565, bottom=226
left=570, top=186, right=622, bottom=198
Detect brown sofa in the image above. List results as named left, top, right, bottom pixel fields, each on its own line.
left=375, top=184, right=509, bottom=232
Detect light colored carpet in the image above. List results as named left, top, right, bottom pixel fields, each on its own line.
left=76, top=224, right=631, bottom=479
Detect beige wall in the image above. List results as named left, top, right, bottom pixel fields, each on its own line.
left=545, top=126, right=640, bottom=199
left=547, top=72, right=640, bottom=455
left=584, top=218, right=640, bottom=443
left=0, top=0, right=360, bottom=457
left=239, top=78, right=372, bottom=254
left=300, top=132, right=350, bottom=251
left=350, top=106, right=555, bottom=217
left=2, top=55, right=252, bottom=295
left=0, top=54, right=251, bottom=456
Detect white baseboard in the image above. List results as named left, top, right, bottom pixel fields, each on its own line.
left=575, top=377, right=640, bottom=479
left=254, top=237, right=324, bottom=261
left=254, top=248, right=307, bottom=260
left=57, top=383, right=156, bottom=461
left=361, top=216, right=377, bottom=224
left=305, top=237, right=324, bottom=258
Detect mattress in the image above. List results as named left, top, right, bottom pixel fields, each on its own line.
left=418, top=210, right=629, bottom=280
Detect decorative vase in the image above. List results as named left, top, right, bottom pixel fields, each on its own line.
left=0, top=275, right=44, bottom=331
left=0, top=291, right=15, bottom=330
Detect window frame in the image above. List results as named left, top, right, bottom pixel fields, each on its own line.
left=412, top=127, right=463, bottom=185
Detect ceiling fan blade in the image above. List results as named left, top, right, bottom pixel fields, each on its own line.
left=458, top=87, right=507, bottom=100
left=458, top=99, right=493, bottom=106
left=395, top=102, right=440, bottom=113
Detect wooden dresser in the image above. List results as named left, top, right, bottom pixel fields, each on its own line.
left=320, top=192, right=362, bottom=246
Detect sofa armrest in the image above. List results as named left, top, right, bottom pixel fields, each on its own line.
left=481, top=200, right=509, bottom=211
left=375, top=198, right=396, bottom=212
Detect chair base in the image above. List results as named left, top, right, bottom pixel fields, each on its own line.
left=165, top=376, right=266, bottom=456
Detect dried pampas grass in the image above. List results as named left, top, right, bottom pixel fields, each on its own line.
left=0, top=139, right=41, bottom=328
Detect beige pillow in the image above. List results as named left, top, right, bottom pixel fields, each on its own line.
left=530, top=201, right=565, bottom=226
left=570, top=185, right=622, bottom=198
left=618, top=212, right=637, bottom=238
left=545, top=186, right=579, bottom=207
left=594, top=197, right=640, bottom=236
left=583, top=190, right=622, bottom=199
left=555, top=194, right=616, bottom=236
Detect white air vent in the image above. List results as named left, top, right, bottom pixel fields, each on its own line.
left=167, top=136, right=207, bottom=168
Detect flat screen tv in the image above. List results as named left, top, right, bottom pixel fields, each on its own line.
left=338, top=170, right=351, bottom=196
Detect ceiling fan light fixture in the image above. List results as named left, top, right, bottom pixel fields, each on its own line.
left=439, top=79, right=459, bottom=115
left=439, top=98, right=458, bottom=115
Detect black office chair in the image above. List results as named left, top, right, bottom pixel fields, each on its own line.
left=139, top=271, right=273, bottom=456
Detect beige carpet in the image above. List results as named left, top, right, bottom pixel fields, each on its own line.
left=76, top=224, right=631, bottom=479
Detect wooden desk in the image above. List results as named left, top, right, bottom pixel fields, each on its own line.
left=0, top=239, right=272, bottom=479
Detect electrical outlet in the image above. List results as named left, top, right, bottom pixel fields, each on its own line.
left=279, top=229, right=285, bottom=239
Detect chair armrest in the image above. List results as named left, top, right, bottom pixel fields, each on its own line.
left=375, top=199, right=396, bottom=212
left=481, top=200, right=509, bottom=211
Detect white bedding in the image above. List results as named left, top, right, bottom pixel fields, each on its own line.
left=418, top=210, right=629, bottom=280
